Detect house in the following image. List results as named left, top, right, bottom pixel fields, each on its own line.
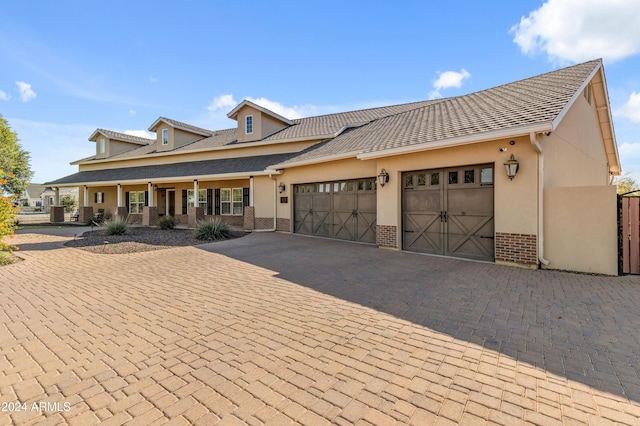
left=17, top=183, right=47, bottom=208
left=46, top=59, right=621, bottom=275
left=40, top=187, right=79, bottom=212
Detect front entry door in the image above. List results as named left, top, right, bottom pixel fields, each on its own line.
left=402, top=165, right=495, bottom=261
left=166, top=189, right=176, bottom=216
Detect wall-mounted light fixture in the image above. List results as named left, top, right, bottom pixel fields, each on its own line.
left=278, top=182, right=286, bottom=193
left=504, top=154, right=520, bottom=180
left=377, top=169, right=390, bottom=187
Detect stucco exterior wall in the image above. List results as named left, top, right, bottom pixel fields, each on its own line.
left=174, top=128, right=200, bottom=149
left=377, top=137, right=539, bottom=249
left=236, top=106, right=260, bottom=143
left=109, top=140, right=138, bottom=156
left=155, top=124, right=172, bottom=152
left=261, top=114, right=287, bottom=139
left=544, top=93, right=610, bottom=187
left=543, top=185, right=617, bottom=275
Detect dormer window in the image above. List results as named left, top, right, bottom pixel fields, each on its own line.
left=99, top=138, right=105, bottom=153
left=162, top=129, right=169, bottom=145
left=245, top=116, right=253, bottom=134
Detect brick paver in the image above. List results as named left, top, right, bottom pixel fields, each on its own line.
left=1, top=228, right=640, bottom=424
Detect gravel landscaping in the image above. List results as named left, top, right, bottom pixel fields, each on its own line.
left=64, top=226, right=245, bottom=254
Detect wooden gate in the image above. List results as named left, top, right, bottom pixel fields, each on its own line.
left=621, top=196, right=640, bottom=274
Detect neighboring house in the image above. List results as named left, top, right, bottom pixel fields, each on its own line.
left=40, top=187, right=79, bottom=212
left=17, top=183, right=47, bottom=208
left=46, top=59, right=621, bottom=275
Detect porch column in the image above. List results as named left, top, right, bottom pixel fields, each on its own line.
left=250, top=176, right=254, bottom=206
left=78, top=185, right=93, bottom=223
left=142, top=182, right=158, bottom=227
left=188, top=179, right=204, bottom=228
left=117, top=184, right=123, bottom=207
left=244, top=176, right=255, bottom=231
left=49, top=187, right=65, bottom=223
left=114, top=183, right=127, bottom=219
left=193, top=180, right=199, bottom=207
left=147, top=182, right=154, bottom=207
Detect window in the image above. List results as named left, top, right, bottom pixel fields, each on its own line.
left=245, top=115, right=253, bottom=134
left=480, top=167, right=493, bottom=184
left=95, top=192, right=104, bottom=204
left=129, top=191, right=145, bottom=214
left=187, top=189, right=207, bottom=208
left=430, top=173, right=440, bottom=186
left=220, top=188, right=243, bottom=215
left=162, top=129, right=169, bottom=145
left=464, top=170, right=475, bottom=184
left=99, top=138, right=105, bottom=153
left=448, top=171, right=458, bottom=184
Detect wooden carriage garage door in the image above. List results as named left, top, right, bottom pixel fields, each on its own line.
left=294, top=179, right=377, bottom=244
left=402, top=165, right=495, bottom=261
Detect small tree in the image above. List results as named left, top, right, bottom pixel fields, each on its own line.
left=615, top=172, right=640, bottom=195
left=0, top=115, right=32, bottom=196
left=60, top=194, right=78, bottom=213
left=0, top=172, right=18, bottom=253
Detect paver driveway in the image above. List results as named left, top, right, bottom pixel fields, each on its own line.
left=1, top=228, right=640, bottom=425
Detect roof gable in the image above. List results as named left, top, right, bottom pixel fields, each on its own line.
left=227, top=100, right=295, bottom=125
left=148, top=117, right=212, bottom=137
left=89, top=129, right=154, bottom=145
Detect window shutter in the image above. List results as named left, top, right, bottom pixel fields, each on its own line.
left=243, top=187, right=250, bottom=207
left=144, top=191, right=149, bottom=207
left=214, top=188, right=221, bottom=215
left=94, top=192, right=97, bottom=203
left=182, top=190, right=188, bottom=214
left=207, top=189, right=213, bottom=215
left=125, top=192, right=130, bottom=213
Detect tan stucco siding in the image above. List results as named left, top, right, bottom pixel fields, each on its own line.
left=236, top=106, right=260, bottom=143
left=261, top=114, right=287, bottom=139
left=544, top=95, right=610, bottom=187
left=109, top=140, right=139, bottom=156
left=378, top=137, right=539, bottom=240
left=156, top=124, right=173, bottom=152
left=543, top=185, right=617, bottom=275
left=77, top=140, right=322, bottom=172
left=174, top=128, right=201, bottom=149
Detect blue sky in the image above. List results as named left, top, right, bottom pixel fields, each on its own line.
left=1, top=0, right=640, bottom=183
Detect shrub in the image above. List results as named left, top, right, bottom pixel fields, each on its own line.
left=60, top=194, right=78, bottom=213
left=193, top=217, right=232, bottom=241
left=102, top=218, right=128, bottom=235
left=156, top=215, right=179, bottom=230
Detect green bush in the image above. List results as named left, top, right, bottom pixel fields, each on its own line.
left=156, top=215, right=179, bottom=230
left=102, top=218, right=128, bottom=235
left=193, top=217, right=232, bottom=241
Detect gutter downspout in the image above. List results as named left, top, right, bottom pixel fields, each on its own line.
left=530, top=132, right=551, bottom=266
left=254, top=174, right=278, bottom=232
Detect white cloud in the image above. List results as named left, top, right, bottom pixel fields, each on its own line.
left=16, top=81, right=36, bottom=102
left=428, top=69, right=471, bottom=99
left=129, top=109, right=136, bottom=116
left=0, top=90, right=10, bottom=101
left=246, top=97, right=316, bottom=119
left=149, top=76, right=158, bottom=83
left=511, top=0, right=640, bottom=64
left=617, top=92, right=640, bottom=123
left=207, top=94, right=237, bottom=113
left=124, top=129, right=154, bottom=139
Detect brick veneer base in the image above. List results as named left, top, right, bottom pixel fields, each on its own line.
left=376, top=225, right=398, bottom=248
left=244, top=206, right=255, bottom=230
left=255, top=217, right=290, bottom=231
left=495, top=232, right=538, bottom=265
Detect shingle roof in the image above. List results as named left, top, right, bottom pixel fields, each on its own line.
left=148, top=117, right=213, bottom=136
left=47, top=153, right=295, bottom=185
left=93, top=129, right=154, bottom=145
left=273, top=59, right=602, bottom=165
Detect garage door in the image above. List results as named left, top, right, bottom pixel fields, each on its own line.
left=294, top=179, right=377, bottom=244
left=402, top=165, right=494, bottom=261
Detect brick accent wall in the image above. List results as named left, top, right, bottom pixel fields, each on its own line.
left=376, top=225, right=397, bottom=248
left=243, top=206, right=255, bottom=230
left=254, top=217, right=290, bottom=231
left=495, top=232, right=538, bottom=265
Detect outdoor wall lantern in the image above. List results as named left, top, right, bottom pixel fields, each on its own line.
left=278, top=182, right=286, bottom=193
left=377, top=169, right=390, bottom=187
left=504, top=154, right=520, bottom=180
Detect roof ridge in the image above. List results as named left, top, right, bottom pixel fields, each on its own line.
left=157, top=116, right=215, bottom=135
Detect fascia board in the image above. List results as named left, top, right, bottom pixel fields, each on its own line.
left=357, top=123, right=552, bottom=160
